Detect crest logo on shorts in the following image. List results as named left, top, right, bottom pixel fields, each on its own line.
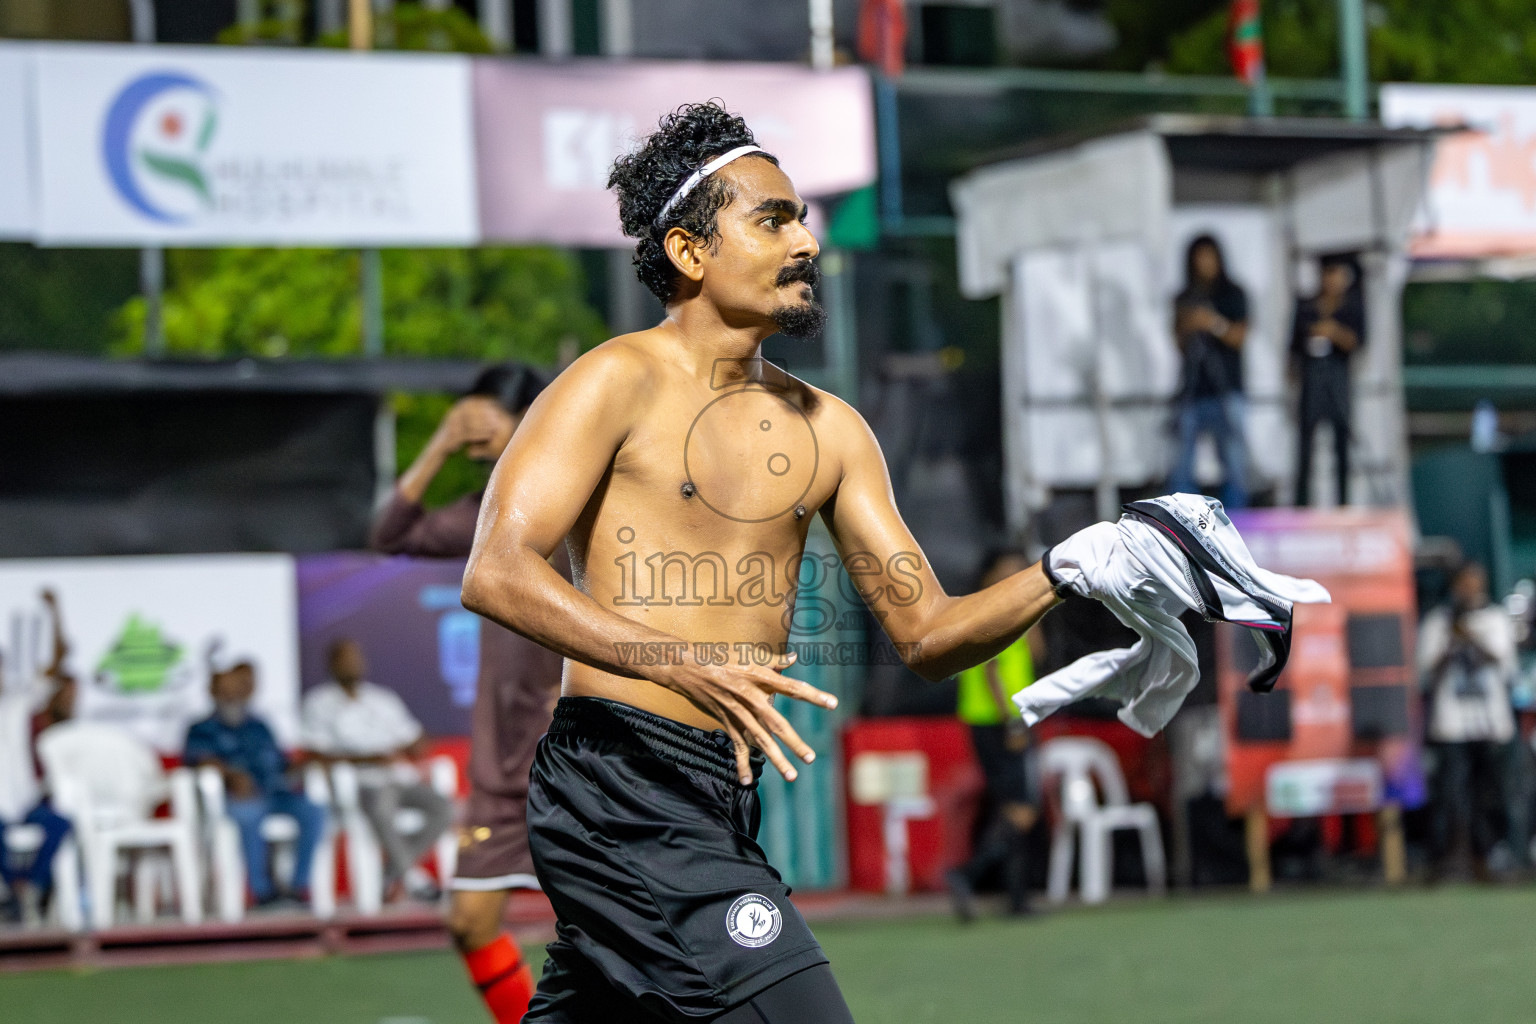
left=726, top=893, right=782, bottom=949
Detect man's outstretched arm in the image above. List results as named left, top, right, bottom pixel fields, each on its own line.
left=819, top=399, right=1061, bottom=683
left=460, top=346, right=836, bottom=783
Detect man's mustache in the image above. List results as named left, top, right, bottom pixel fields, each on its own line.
left=776, top=259, right=820, bottom=290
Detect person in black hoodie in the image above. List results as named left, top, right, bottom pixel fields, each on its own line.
left=1169, top=235, right=1251, bottom=509
left=1291, top=254, right=1365, bottom=506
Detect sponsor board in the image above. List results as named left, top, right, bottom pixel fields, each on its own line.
left=33, top=43, right=477, bottom=246
left=0, top=554, right=299, bottom=753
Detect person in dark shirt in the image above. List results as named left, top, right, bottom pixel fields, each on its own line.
left=372, top=364, right=546, bottom=559
left=183, top=657, right=325, bottom=908
left=1290, top=254, right=1365, bottom=506
left=371, top=363, right=567, bottom=1024
left=1170, top=234, right=1251, bottom=510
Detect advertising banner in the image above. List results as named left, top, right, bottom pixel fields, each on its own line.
left=1381, top=83, right=1536, bottom=259
left=473, top=60, right=876, bottom=246
left=1220, top=508, right=1424, bottom=816
left=0, top=44, right=33, bottom=240
left=32, top=43, right=477, bottom=246
left=296, top=553, right=477, bottom=738
left=0, top=555, right=300, bottom=753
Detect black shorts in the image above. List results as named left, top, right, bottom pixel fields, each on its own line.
left=525, top=697, right=829, bottom=1023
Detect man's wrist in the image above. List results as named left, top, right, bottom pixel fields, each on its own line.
left=423, top=433, right=458, bottom=462
left=1039, top=547, right=1075, bottom=600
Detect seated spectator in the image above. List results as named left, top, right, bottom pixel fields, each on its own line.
left=184, top=653, right=326, bottom=909
left=302, top=639, right=451, bottom=902
left=0, top=670, right=72, bottom=927
left=0, top=590, right=75, bottom=926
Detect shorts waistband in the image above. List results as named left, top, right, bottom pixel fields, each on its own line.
left=548, top=697, right=762, bottom=784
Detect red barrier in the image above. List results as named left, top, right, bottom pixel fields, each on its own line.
left=842, top=717, right=982, bottom=893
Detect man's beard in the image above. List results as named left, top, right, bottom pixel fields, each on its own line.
left=771, top=299, right=827, bottom=340
left=771, top=258, right=827, bottom=339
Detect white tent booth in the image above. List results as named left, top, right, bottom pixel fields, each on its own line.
left=951, top=115, right=1442, bottom=531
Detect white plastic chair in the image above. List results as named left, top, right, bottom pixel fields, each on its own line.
left=1039, top=736, right=1166, bottom=905
left=37, top=722, right=203, bottom=930
left=196, top=763, right=337, bottom=922
left=329, top=755, right=458, bottom=915
left=2, top=823, right=84, bottom=932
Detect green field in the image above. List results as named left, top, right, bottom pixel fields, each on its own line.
left=5, top=886, right=1535, bottom=1024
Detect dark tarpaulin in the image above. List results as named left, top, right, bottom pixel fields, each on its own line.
left=0, top=356, right=488, bottom=558
left=0, top=392, right=378, bottom=557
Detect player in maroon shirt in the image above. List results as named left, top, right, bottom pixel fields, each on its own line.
left=372, top=363, right=561, bottom=1024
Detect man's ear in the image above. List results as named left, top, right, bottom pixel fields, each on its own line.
left=664, top=227, right=706, bottom=284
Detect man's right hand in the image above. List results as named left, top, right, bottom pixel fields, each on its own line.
left=431, top=399, right=504, bottom=457
left=652, top=649, right=838, bottom=785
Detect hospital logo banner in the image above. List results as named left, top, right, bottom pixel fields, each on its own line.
left=0, top=555, right=300, bottom=753
left=31, top=43, right=477, bottom=246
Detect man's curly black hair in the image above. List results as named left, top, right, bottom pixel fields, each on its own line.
left=608, top=101, right=779, bottom=303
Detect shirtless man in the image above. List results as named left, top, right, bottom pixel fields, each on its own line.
left=462, top=102, right=1062, bottom=1023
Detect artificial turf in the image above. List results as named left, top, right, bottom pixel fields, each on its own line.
left=4, top=885, right=1533, bottom=1024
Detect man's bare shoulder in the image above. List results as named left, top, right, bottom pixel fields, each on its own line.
left=793, top=378, right=876, bottom=446
left=779, top=375, right=883, bottom=482
left=549, top=332, right=663, bottom=409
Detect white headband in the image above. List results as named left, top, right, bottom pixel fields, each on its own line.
left=653, top=145, right=766, bottom=227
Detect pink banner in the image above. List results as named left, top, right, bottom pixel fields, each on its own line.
left=473, top=60, right=875, bottom=247
left=1382, top=84, right=1536, bottom=260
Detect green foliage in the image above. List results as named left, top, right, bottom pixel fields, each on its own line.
left=0, top=244, right=140, bottom=352
left=1162, top=0, right=1536, bottom=84
left=1099, top=0, right=1227, bottom=72
left=217, top=1, right=493, bottom=51
left=380, top=247, right=606, bottom=362
left=215, top=0, right=305, bottom=45
left=113, top=246, right=607, bottom=361
left=1369, top=1, right=1536, bottom=85
left=1402, top=280, right=1536, bottom=365
left=314, top=3, right=494, bottom=52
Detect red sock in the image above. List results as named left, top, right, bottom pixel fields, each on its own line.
left=462, top=933, right=535, bottom=1023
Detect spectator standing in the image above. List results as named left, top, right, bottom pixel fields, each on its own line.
left=301, top=639, right=451, bottom=902
left=183, top=654, right=325, bottom=908
left=372, top=363, right=565, bottom=1023
left=1419, top=562, right=1517, bottom=879
left=1170, top=234, right=1251, bottom=510
left=1291, top=254, right=1365, bottom=506
left=946, top=550, right=1043, bottom=921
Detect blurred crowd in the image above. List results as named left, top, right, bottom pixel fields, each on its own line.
left=1420, top=559, right=1536, bottom=881
left=0, top=365, right=544, bottom=932
left=0, top=618, right=455, bottom=928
